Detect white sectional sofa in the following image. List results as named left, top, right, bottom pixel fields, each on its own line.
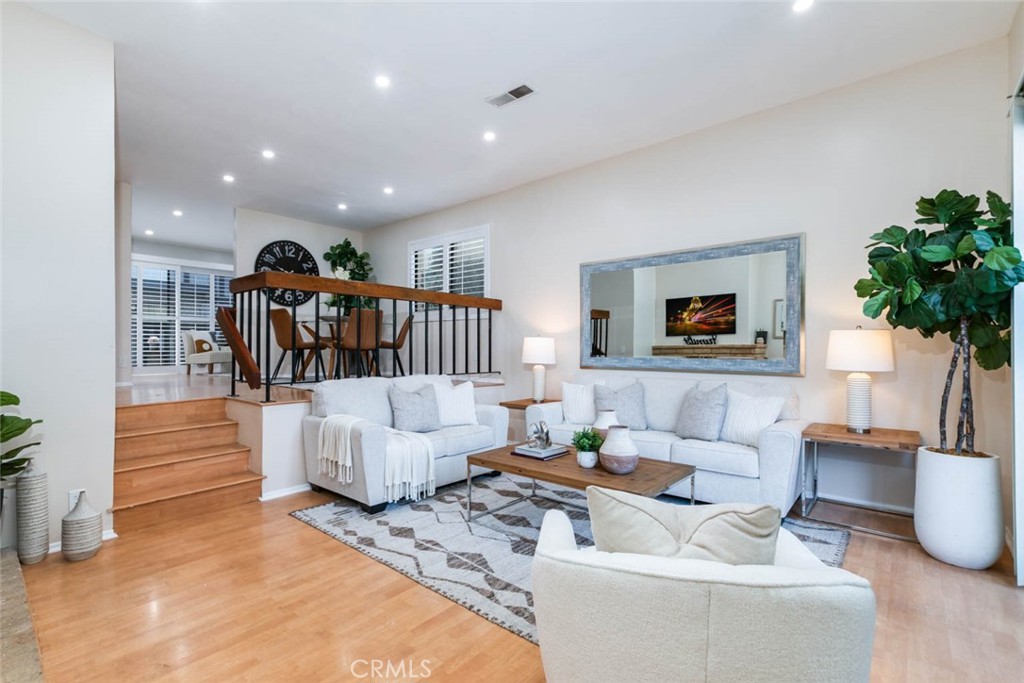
left=302, top=375, right=509, bottom=513
left=526, top=373, right=806, bottom=514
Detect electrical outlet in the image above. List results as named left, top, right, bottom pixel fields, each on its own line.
left=68, top=489, right=85, bottom=512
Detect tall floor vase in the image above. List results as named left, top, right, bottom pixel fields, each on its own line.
left=16, top=461, right=49, bottom=565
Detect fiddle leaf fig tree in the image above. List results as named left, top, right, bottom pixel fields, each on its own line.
left=1, top=391, right=41, bottom=482
left=855, top=190, right=1018, bottom=455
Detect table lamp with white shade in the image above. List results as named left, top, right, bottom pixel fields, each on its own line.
left=522, top=336, right=556, bottom=402
left=825, top=328, right=895, bottom=434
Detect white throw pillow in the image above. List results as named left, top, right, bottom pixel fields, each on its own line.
left=433, top=381, right=478, bottom=427
left=720, top=390, right=785, bottom=447
left=561, top=382, right=597, bottom=424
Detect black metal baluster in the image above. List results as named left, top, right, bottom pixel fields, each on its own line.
left=264, top=289, right=272, bottom=403
left=424, top=304, right=430, bottom=375
left=356, top=301, right=363, bottom=377
left=451, top=304, right=457, bottom=375
left=391, top=299, right=398, bottom=377
left=229, top=292, right=238, bottom=397
left=487, top=309, right=492, bottom=373
left=290, top=296, right=298, bottom=383
left=407, top=300, right=415, bottom=376
left=314, top=291, right=321, bottom=382
left=438, top=304, right=444, bottom=376
left=334, top=299, right=342, bottom=378
left=463, top=306, right=469, bottom=376
left=255, top=290, right=262, bottom=386
left=475, top=307, right=481, bottom=374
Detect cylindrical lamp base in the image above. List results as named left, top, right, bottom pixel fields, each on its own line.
left=845, top=371, right=873, bottom=433
left=532, top=364, right=546, bottom=402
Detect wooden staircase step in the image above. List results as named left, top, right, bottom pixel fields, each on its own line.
left=115, top=449, right=251, bottom=499
left=115, top=420, right=239, bottom=459
left=112, top=471, right=265, bottom=511
left=114, top=444, right=250, bottom=473
left=113, top=475, right=264, bottom=535
left=116, top=397, right=226, bottom=431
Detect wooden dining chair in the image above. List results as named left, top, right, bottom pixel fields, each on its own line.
left=269, top=308, right=331, bottom=382
left=379, top=313, right=414, bottom=376
left=339, top=308, right=383, bottom=377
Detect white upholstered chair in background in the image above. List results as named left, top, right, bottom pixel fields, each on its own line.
left=532, top=510, right=876, bottom=683
left=181, top=330, right=232, bottom=375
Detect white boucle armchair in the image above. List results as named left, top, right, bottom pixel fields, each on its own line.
left=532, top=510, right=876, bottom=683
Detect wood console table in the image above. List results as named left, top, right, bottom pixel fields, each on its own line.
left=652, top=344, right=767, bottom=359
left=801, top=422, right=921, bottom=542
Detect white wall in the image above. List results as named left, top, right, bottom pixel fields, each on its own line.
left=1010, top=3, right=1023, bottom=94
left=235, top=207, right=362, bottom=279
left=366, top=39, right=1012, bottom=521
left=115, top=182, right=133, bottom=385
left=1, top=5, right=116, bottom=541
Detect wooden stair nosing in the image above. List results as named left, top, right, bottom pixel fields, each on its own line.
left=115, top=418, right=238, bottom=440
left=112, top=471, right=265, bottom=511
left=114, top=444, right=250, bottom=474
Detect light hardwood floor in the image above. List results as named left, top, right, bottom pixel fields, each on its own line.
left=22, top=492, right=1024, bottom=683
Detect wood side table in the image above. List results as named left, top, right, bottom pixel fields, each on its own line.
left=499, top=398, right=558, bottom=411
left=802, top=422, right=921, bottom=542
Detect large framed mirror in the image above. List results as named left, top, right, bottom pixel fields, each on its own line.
left=580, top=234, right=804, bottom=376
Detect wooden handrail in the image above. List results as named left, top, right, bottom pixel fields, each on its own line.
left=231, top=272, right=503, bottom=311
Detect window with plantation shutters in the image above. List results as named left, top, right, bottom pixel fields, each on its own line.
left=409, top=226, right=489, bottom=311
left=130, top=258, right=234, bottom=367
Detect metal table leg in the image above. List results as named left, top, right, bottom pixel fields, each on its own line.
left=465, top=461, right=474, bottom=521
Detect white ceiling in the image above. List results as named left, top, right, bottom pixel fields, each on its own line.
left=32, top=1, right=1019, bottom=252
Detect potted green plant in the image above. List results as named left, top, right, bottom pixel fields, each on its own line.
left=323, top=239, right=374, bottom=312
left=1, top=391, right=42, bottom=526
left=571, top=428, right=603, bottom=469
left=855, top=189, right=1018, bottom=569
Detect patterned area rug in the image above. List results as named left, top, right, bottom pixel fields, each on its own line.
left=291, top=475, right=850, bottom=644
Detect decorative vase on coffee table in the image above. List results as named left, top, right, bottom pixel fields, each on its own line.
left=16, top=460, right=49, bottom=565
left=592, top=410, right=617, bottom=439
left=599, top=425, right=639, bottom=474
left=61, top=492, right=102, bottom=562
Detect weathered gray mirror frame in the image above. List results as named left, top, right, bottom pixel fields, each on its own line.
left=580, top=234, right=805, bottom=376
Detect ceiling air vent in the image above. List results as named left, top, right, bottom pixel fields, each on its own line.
left=485, top=84, right=534, bottom=108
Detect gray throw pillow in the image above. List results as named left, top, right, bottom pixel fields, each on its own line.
left=594, top=383, right=647, bottom=430
left=388, top=385, right=441, bottom=433
left=675, top=383, right=727, bottom=441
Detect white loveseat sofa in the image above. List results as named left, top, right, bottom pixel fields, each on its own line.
left=302, top=375, right=509, bottom=513
left=526, top=373, right=806, bottom=513
left=532, top=509, right=876, bottom=683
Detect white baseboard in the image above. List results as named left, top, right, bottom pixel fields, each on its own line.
left=816, top=492, right=914, bottom=516
left=48, top=529, right=119, bottom=554
left=260, top=484, right=312, bottom=501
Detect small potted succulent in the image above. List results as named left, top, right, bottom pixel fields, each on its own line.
left=571, top=428, right=603, bottom=469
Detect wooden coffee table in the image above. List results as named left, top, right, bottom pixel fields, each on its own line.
left=465, top=446, right=696, bottom=522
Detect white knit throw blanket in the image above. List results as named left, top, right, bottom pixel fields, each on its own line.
left=318, top=416, right=436, bottom=503
left=318, top=414, right=367, bottom=483
left=381, top=427, right=436, bottom=503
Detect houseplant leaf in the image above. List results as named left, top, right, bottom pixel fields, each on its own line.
left=983, top=246, right=1021, bottom=271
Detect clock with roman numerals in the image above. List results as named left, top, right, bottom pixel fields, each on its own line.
left=254, top=240, right=320, bottom=306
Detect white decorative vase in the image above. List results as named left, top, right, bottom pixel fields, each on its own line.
left=592, top=410, right=617, bottom=439
left=576, top=450, right=598, bottom=469
left=599, top=425, right=639, bottom=475
left=914, top=447, right=1003, bottom=570
left=16, top=461, right=49, bottom=565
left=61, top=492, right=102, bottom=562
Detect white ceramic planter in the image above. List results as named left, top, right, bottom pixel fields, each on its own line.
left=576, top=450, right=598, bottom=469
left=914, top=447, right=1003, bottom=570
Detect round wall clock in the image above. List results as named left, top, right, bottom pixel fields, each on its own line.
left=254, top=240, right=320, bottom=306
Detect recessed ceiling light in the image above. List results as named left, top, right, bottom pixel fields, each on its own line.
left=383, top=186, right=394, bottom=195
left=222, top=174, right=235, bottom=183
left=144, top=229, right=154, bottom=236
left=375, top=75, right=391, bottom=89
left=483, top=131, right=497, bottom=142
left=172, top=210, right=183, bottom=217
left=792, top=0, right=813, bottom=12
left=337, top=203, right=348, bottom=210
left=261, top=149, right=275, bottom=159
